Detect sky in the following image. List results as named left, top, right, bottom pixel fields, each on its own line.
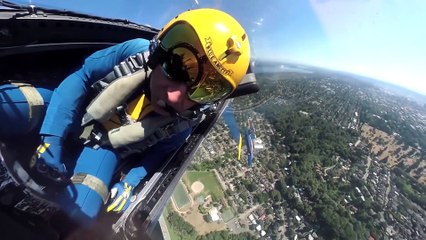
left=11, top=0, right=426, bottom=95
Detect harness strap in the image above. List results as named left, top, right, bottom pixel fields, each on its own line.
left=10, top=82, right=44, bottom=130
left=93, top=52, right=150, bottom=92
left=82, top=102, right=211, bottom=154
left=71, top=173, right=109, bottom=203
left=107, top=116, right=176, bottom=149
left=79, top=50, right=209, bottom=156
left=82, top=52, right=151, bottom=126
left=119, top=113, right=206, bottom=158
left=114, top=52, right=148, bottom=78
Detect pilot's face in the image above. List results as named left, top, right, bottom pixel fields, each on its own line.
left=150, top=64, right=197, bottom=116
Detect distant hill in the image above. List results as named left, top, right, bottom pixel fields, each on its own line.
left=254, top=60, right=426, bottom=105
left=347, top=74, right=426, bottom=105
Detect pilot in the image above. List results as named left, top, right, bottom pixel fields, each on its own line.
left=0, top=8, right=250, bottom=226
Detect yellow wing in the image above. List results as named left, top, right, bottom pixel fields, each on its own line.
left=238, top=133, right=242, bottom=160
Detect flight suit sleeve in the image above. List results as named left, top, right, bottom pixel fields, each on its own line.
left=40, top=39, right=150, bottom=138
left=123, top=128, right=192, bottom=187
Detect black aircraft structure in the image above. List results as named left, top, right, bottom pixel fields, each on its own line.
left=0, top=1, right=258, bottom=239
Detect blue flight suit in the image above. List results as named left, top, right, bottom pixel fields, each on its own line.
left=0, top=84, right=53, bottom=137
left=0, top=38, right=191, bottom=225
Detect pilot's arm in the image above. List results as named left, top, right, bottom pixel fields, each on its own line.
left=40, top=38, right=150, bottom=138
left=35, top=39, right=150, bottom=176
left=107, top=127, right=192, bottom=212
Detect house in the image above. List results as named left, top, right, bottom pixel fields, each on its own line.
left=209, top=207, right=220, bottom=222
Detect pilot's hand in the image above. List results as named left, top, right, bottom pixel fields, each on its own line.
left=33, top=135, right=68, bottom=186
left=106, top=182, right=135, bottom=213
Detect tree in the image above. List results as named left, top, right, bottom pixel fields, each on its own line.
left=245, top=182, right=258, bottom=192
left=167, top=211, right=196, bottom=238
left=237, top=205, right=245, bottom=214
left=255, top=192, right=269, bottom=204
left=197, top=230, right=256, bottom=240
left=203, top=214, right=211, bottom=223
left=198, top=205, right=207, bottom=214
left=270, top=189, right=282, bottom=202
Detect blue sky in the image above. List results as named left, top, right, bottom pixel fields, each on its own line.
left=17, top=0, right=426, bottom=95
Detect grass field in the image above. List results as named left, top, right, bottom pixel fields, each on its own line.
left=172, top=181, right=191, bottom=209
left=183, top=171, right=225, bottom=201
left=221, top=207, right=235, bottom=223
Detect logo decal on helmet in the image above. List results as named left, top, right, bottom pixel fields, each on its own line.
left=205, top=37, right=233, bottom=76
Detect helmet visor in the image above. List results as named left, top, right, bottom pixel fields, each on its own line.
left=160, top=23, right=234, bottom=104
left=188, top=65, right=233, bottom=104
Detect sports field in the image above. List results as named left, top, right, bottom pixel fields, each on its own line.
left=172, top=181, right=191, bottom=209
left=183, top=171, right=224, bottom=200
left=221, top=207, right=235, bottom=223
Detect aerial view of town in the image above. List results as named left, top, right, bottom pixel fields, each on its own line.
left=160, top=61, right=426, bottom=240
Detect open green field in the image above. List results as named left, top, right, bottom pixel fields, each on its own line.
left=221, top=207, right=235, bottom=223
left=183, top=171, right=225, bottom=200
left=172, top=181, right=191, bottom=209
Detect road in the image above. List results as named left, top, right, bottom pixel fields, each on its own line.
left=324, top=164, right=336, bottom=176
left=383, top=170, right=391, bottom=207
left=213, top=169, right=228, bottom=191
left=362, top=156, right=372, bottom=181
left=226, top=204, right=260, bottom=234
left=158, top=215, right=171, bottom=240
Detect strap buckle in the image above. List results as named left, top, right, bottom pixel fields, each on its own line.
left=83, top=128, right=104, bottom=149
left=114, top=53, right=147, bottom=78
left=157, top=122, right=175, bottom=138
left=128, top=53, right=146, bottom=71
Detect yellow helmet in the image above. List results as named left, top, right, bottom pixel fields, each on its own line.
left=148, top=8, right=251, bottom=103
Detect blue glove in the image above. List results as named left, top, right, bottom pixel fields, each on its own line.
left=33, top=135, right=68, bottom=185
left=106, top=166, right=147, bottom=213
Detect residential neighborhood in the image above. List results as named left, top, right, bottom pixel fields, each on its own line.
left=162, top=63, right=426, bottom=240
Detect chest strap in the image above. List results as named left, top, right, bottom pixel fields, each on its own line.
left=118, top=114, right=205, bottom=157
left=107, top=116, right=176, bottom=149
left=83, top=113, right=205, bottom=158
left=82, top=52, right=151, bottom=126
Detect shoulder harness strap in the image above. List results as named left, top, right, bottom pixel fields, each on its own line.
left=117, top=113, right=206, bottom=158
left=94, top=52, right=150, bottom=90
left=83, top=113, right=205, bottom=158
left=82, top=52, right=151, bottom=126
